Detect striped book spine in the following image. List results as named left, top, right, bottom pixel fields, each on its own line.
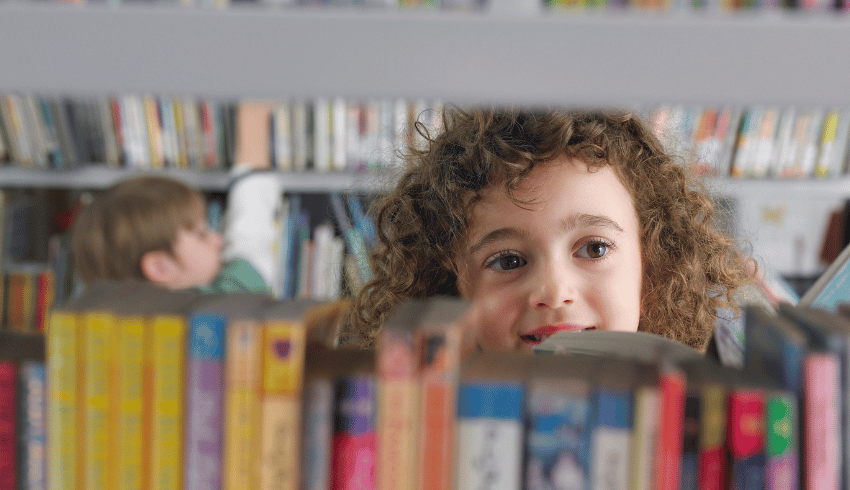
left=47, top=311, right=79, bottom=490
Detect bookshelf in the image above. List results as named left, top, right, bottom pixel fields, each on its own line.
left=0, top=166, right=392, bottom=192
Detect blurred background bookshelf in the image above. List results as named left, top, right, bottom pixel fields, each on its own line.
left=0, top=3, right=849, bottom=314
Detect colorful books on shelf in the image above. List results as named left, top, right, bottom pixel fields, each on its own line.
left=0, top=331, right=45, bottom=490
left=38, top=283, right=850, bottom=490
left=0, top=93, right=441, bottom=175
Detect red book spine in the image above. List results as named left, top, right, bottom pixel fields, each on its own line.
left=0, top=361, right=17, bottom=490
left=655, top=368, right=685, bottom=490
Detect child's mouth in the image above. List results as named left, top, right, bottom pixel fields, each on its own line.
left=520, top=326, right=596, bottom=345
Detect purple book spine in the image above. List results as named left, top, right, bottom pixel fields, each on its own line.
left=185, top=314, right=226, bottom=490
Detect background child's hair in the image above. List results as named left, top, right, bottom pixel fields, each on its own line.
left=71, top=176, right=205, bottom=284
left=349, top=105, right=754, bottom=350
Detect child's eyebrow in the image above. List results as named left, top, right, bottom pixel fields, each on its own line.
left=468, top=227, right=529, bottom=256
left=468, top=213, right=625, bottom=255
left=560, top=214, right=624, bottom=234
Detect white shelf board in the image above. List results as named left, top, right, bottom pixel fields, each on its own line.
left=0, top=166, right=393, bottom=192
left=0, top=4, right=848, bottom=106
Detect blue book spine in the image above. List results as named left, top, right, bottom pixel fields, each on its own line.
left=588, top=387, right=633, bottom=490
left=283, top=195, right=301, bottom=298
left=525, top=384, right=590, bottom=490
left=185, top=313, right=226, bottom=490
left=680, top=392, right=700, bottom=490
left=19, top=360, right=46, bottom=490
left=345, top=195, right=376, bottom=249
left=456, top=381, right=525, bottom=490
left=302, top=377, right=335, bottom=490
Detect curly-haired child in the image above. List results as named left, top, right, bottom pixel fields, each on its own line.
left=348, top=105, right=755, bottom=352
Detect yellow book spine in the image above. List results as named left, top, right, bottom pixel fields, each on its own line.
left=260, top=320, right=305, bottom=490
left=117, top=315, right=145, bottom=490
left=224, top=320, right=262, bottom=490
left=144, top=95, right=164, bottom=169
left=47, top=311, right=79, bottom=490
left=173, top=99, right=188, bottom=169
left=814, top=111, right=839, bottom=178
left=84, top=312, right=115, bottom=490
left=150, top=315, right=187, bottom=490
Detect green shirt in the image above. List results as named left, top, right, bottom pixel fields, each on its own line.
left=199, top=258, right=271, bottom=295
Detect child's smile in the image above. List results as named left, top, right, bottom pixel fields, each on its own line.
left=454, top=155, right=643, bottom=351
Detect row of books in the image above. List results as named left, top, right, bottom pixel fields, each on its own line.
left=270, top=193, right=376, bottom=300
left=0, top=332, right=45, bottom=490
left=37, top=274, right=850, bottom=490
left=0, top=94, right=443, bottom=174
left=6, top=94, right=850, bottom=183
left=643, top=104, right=850, bottom=179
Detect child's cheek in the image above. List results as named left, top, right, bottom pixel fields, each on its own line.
left=473, top=293, right=521, bottom=351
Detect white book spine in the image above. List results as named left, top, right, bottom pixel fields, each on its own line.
left=313, top=98, right=331, bottom=173
left=292, top=101, right=309, bottom=172
left=331, top=97, right=347, bottom=172
left=456, top=419, right=524, bottom=490
left=591, top=427, right=632, bottom=490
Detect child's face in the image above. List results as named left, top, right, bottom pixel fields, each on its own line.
left=454, top=156, right=643, bottom=351
left=170, top=217, right=224, bottom=289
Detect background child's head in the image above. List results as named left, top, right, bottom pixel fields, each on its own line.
left=71, top=175, right=223, bottom=290
left=351, top=106, right=753, bottom=350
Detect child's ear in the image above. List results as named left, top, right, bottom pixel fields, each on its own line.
left=140, top=250, right=179, bottom=288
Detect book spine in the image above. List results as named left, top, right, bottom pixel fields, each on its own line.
left=525, top=380, right=591, bottom=490
left=47, top=311, right=79, bottom=490
left=590, top=388, right=633, bottom=490
left=260, top=319, right=306, bottom=490
left=456, top=381, right=525, bottom=490
left=630, top=385, right=659, bottom=490
left=150, top=315, right=187, bottom=490
left=727, top=388, right=766, bottom=490
left=654, top=369, right=685, bottom=490
left=697, top=384, right=728, bottom=490
left=331, top=374, right=377, bottom=490
left=224, top=319, right=262, bottom=490
left=143, top=95, right=164, bottom=169
left=418, top=328, right=462, bottom=490
left=302, top=377, right=335, bottom=490
left=376, top=330, right=420, bottom=490
left=34, top=271, right=54, bottom=333
left=803, top=353, right=840, bottom=490
left=765, top=391, right=798, bottom=490
left=83, top=312, right=114, bottom=489
left=680, top=392, right=701, bottom=490
left=185, top=313, right=226, bottom=490
left=0, top=361, right=17, bottom=490
left=19, top=361, right=46, bottom=490
left=117, top=316, right=145, bottom=490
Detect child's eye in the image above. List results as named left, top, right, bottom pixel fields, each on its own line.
left=486, top=252, right=527, bottom=271
left=575, top=240, right=612, bottom=259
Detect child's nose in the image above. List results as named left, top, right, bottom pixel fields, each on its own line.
left=529, top=261, right=576, bottom=309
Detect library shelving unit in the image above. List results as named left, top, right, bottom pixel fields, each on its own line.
left=0, top=166, right=394, bottom=192
left=1, top=4, right=850, bottom=196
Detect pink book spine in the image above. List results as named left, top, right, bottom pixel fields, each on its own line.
left=804, top=353, right=840, bottom=490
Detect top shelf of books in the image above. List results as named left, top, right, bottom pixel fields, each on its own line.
left=1, top=4, right=849, bottom=106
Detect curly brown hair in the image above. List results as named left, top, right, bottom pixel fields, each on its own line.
left=348, top=105, right=753, bottom=351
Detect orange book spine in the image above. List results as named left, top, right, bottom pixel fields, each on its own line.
left=377, top=330, right=419, bottom=490
left=418, top=327, right=462, bottom=490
